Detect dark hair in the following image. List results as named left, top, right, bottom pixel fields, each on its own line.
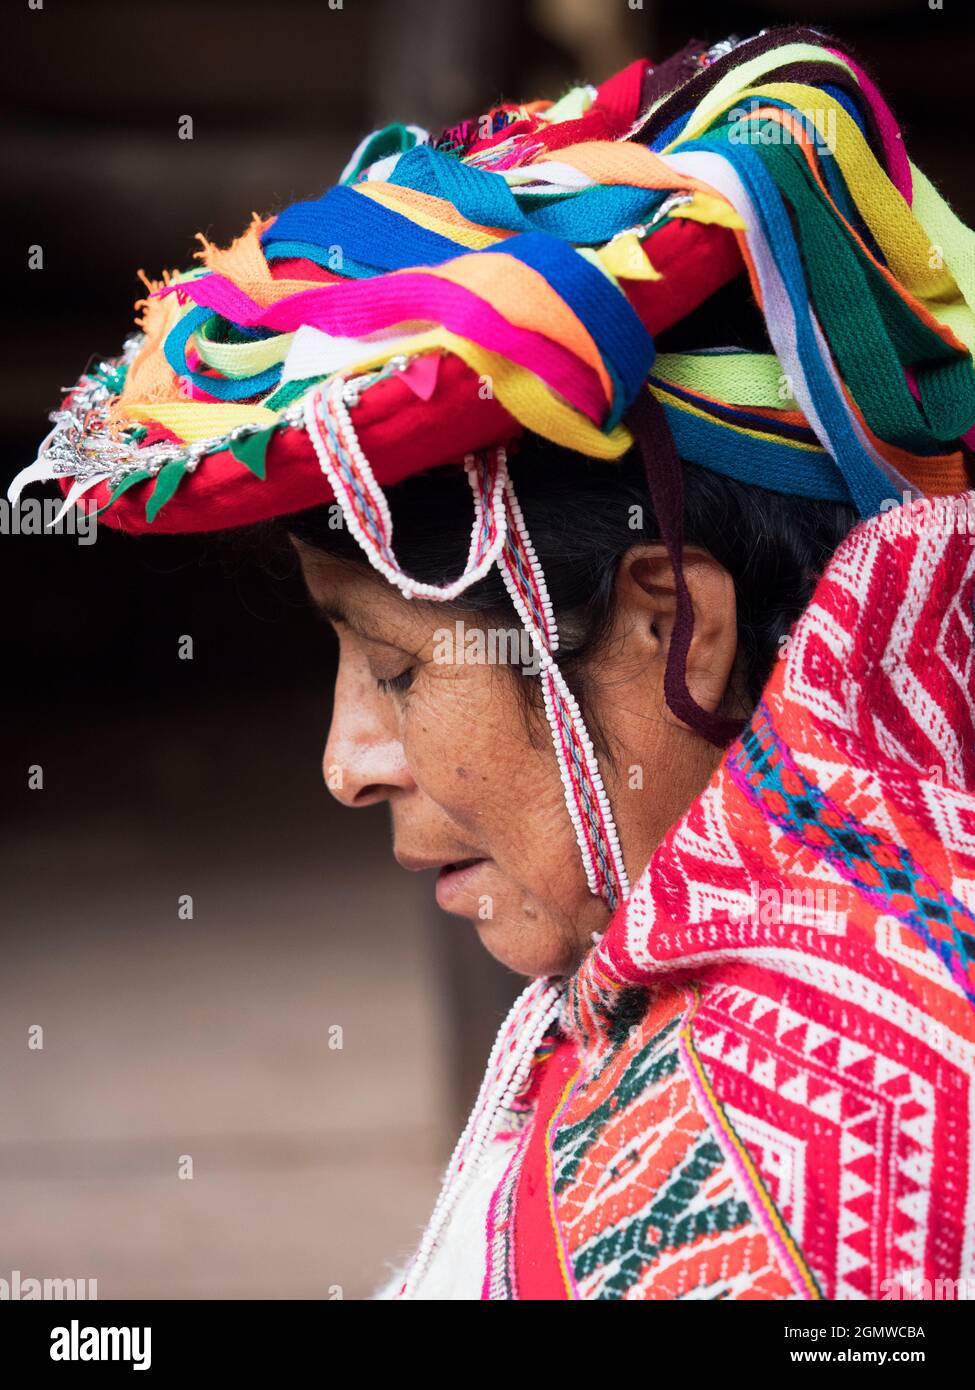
left=281, top=433, right=859, bottom=763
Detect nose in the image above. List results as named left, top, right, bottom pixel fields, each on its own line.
left=323, top=649, right=415, bottom=808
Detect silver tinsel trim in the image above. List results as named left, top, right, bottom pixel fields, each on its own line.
left=30, top=340, right=413, bottom=496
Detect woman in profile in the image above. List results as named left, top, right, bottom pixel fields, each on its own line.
left=15, top=25, right=975, bottom=1299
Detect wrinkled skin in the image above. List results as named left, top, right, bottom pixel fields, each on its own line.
left=292, top=537, right=748, bottom=979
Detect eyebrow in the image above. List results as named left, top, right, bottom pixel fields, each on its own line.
left=308, top=591, right=427, bottom=665
left=310, top=596, right=348, bottom=626
left=308, top=593, right=386, bottom=645
left=309, top=595, right=370, bottom=638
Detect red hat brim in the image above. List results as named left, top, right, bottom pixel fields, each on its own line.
left=65, top=219, right=742, bottom=534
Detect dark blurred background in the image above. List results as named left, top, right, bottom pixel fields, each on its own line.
left=2, top=0, right=973, bottom=1298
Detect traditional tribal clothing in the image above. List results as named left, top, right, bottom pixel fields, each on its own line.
left=389, top=497, right=975, bottom=1298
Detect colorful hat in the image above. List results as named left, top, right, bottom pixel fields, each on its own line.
left=14, top=25, right=975, bottom=912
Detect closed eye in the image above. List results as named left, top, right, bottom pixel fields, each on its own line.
left=375, top=668, right=415, bottom=695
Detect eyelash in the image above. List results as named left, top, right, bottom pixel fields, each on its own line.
left=375, top=669, right=414, bottom=695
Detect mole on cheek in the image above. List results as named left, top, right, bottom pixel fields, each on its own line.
left=455, top=766, right=467, bottom=779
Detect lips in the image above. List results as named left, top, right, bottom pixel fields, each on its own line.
left=393, top=849, right=491, bottom=915
left=439, top=857, right=482, bottom=874
left=434, top=858, right=490, bottom=912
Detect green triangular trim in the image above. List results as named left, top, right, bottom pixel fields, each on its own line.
left=93, top=467, right=152, bottom=518
left=145, top=459, right=188, bottom=523
left=230, top=428, right=274, bottom=480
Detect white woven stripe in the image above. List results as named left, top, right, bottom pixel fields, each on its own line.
left=497, top=475, right=629, bottom=907
left=304, top=378, right=509, bottom=601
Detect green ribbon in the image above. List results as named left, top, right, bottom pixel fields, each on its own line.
left=750, top=131, right=975, bottom=453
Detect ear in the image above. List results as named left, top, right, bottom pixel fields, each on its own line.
left=610, top=543, right=741, bottom=727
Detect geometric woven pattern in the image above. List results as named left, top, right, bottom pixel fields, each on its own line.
left=484, top=497, right=975, bottom=1298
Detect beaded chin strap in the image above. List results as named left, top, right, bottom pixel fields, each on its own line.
left=305, top=375, right=630, bottom=912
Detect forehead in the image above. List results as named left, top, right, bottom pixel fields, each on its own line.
left=290, top=535, right=426, bottom=634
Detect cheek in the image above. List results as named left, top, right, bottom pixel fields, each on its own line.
left=402, top=665, right=576, bottom=864
left=402, top=664, right=525, bottom=817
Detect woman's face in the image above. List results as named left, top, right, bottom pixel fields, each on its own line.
left=292, top=538, right=740, bottom=978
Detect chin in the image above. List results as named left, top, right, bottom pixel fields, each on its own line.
left=473, top=921, right=584, bottom=981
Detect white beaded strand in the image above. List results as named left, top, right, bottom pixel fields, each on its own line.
left=497, top=477, right=630, bottom=907
left=305, top=378, right=510, bottom=602
left=397, top=977, right=566, bottom=1299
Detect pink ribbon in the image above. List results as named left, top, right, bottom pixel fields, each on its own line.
left=827, top=47, right=912, bottom=204
left=160, top=271, right=610, bottom=425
